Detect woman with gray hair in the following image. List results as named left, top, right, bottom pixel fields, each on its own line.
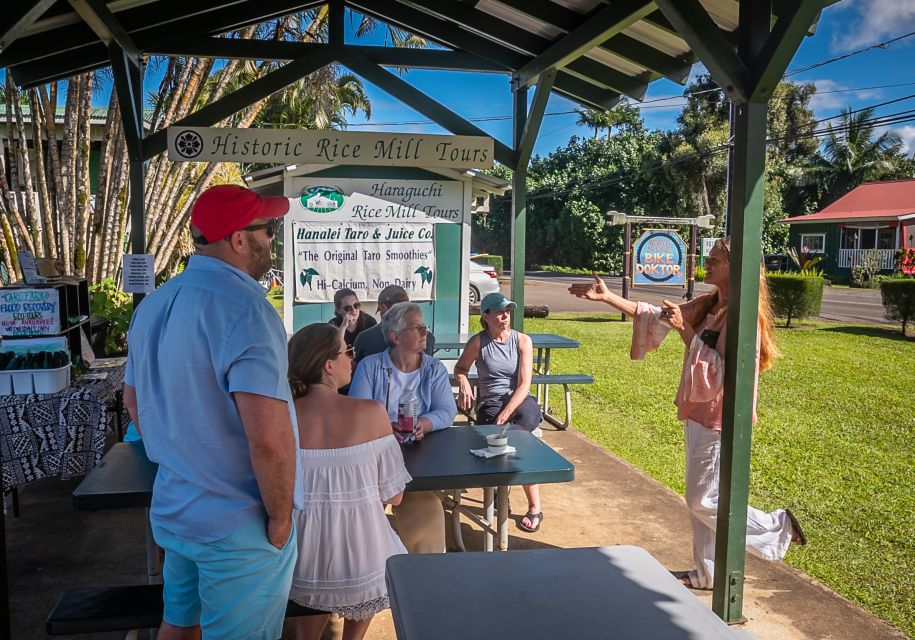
left=349, top=302, right=457, bottom=554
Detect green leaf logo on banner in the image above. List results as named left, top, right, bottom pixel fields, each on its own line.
left=300, top=186, right=345, bottom=213
left=414, top=266, right=433, bottom=288
left=299, top=267, right=320, bottom=290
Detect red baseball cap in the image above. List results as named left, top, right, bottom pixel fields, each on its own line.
left=191, top=184, right=290, bottom=243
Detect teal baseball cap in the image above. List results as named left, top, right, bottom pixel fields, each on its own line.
left=480, top=292, right=516, bottom=313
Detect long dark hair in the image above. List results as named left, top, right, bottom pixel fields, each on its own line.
left=287, top=323, right=343, bottom=398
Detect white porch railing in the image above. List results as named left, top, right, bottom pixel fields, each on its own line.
left=838, top=249, right=897, bottom=270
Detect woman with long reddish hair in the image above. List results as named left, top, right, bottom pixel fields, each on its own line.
left=570, top=237, right=805, bottom=590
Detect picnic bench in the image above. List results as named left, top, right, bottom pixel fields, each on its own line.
left=47, top=585, right=322, bottom=635
left=437, top=333, right=594, bottom=429
left=453, top=372, right=595, bottom=429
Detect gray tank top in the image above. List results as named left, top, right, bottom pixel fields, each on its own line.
left=476, top=330, right=519, bottom=400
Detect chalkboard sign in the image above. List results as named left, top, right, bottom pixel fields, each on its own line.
left=0, top=288, right=61, bottom=336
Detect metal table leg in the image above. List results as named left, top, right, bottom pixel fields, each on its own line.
left=496, top=487, right=509, bottom=551
left=542, top=348, right=552, bottom=415
left=483, top=488, right=494, bottom=552
left=144, top=509, right=161, bottom=639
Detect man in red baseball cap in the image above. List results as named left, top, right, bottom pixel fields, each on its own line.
left=190, top=184, right=290, bottom=282
left=123, top=183, right=299, bottom=640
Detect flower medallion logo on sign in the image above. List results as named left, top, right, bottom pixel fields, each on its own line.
left=300, top=186, right=344, bottom=213
left=174, top=130, right=204, bottom=159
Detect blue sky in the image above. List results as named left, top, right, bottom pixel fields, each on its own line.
left=36, top=0, right=915, bottom=159
left=338, top=0, right=915, bottom=158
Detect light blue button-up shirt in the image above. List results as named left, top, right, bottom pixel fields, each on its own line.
left=125, top=255, right=297, bottom=543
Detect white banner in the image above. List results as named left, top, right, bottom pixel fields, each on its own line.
left=0, top=288, right=60, bottom=336
left=289, top=178, right=466, bottom=224
left=168, top=127, right=493, bottom=168
left=293, top=222, right=435, bottom=303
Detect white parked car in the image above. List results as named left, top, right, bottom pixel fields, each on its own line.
left=469, top=260, right=500, bottom=304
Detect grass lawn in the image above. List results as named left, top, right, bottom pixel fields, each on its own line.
left=512, top=314, right=914, bottom=636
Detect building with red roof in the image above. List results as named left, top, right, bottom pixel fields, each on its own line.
left=780, top=178, right=915, bottom=279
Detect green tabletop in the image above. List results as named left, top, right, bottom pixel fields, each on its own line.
left=433, top=333, right=580, bottom=351
left=402, top=425, right=574, bottom=492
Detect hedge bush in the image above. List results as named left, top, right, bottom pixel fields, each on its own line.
left=880, top=278, right=915, bottom=335
left=471, top=254, right=503, bottom=276
left=766, top=273, right=824, bottom=327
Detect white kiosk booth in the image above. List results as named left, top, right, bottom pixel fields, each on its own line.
left=238, top=131, right=508, bottom=339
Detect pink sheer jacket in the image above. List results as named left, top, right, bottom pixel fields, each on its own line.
left=630, top=294, right=759, bottom=432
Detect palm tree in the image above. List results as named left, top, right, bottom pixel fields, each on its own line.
left=815, top=107, right=904, bottom=202
left=575, top=99, right=642, bottom=139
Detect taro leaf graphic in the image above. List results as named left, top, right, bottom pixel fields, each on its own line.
left=300, top=268, right=319, bottom=290
left=414, top=266, right=433, bottom=287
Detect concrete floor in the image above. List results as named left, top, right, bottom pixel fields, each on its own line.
left=6, top=426, right=906, bottom=640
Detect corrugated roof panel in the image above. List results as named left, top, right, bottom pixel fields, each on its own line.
left=623, top=21, right=690, bottom=58
left=700, top=0, right=740, bottom=31
left=551, top=0, right=602, bottom=13
left=584, top=48, right=646, bottom=77
left=475, top=0, right=564, bottom=40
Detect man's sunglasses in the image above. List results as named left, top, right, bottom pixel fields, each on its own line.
left=400, top=324, right=429, bottom=337
left=194, top=219, right=279, bottom=245
left=342, top=303, right=362, bottom=313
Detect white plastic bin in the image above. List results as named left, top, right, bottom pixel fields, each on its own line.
left=0, top=364, right=71, bottom=395
left=0, top=372, right=12, bottom=395
left=33, top=364, right=71, bottom=394
left=11, top=371, right=34, bottom=395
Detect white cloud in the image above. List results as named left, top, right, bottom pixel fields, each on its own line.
left=831, top=0, right=915, bottom=51
left=807, top=78, right=883, bottom=114
left=894, top=125, right=915, bottom=156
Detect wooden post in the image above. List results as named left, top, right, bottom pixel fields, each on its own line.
left=621, top=220, right=632, bottom=321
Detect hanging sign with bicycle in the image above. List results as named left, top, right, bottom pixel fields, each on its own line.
left=632, top=229, right=687, bottom=286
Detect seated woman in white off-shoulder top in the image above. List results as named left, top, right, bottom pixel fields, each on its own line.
left=287, top=323, right=411, bottom=640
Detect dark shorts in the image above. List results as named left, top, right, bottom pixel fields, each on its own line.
left=475, top=394, right=542, bottom=431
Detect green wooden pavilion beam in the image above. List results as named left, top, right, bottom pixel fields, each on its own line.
left=711, top=0, right=770, bottom=623
left=655, top=0, right=749, bottom=102
left=142, top=45, right=339, bottom=160
left=0, top=0, right=56, bottom=53
left=1, top=0, right=326, bottom=79
left=514, top=0, right=654, bottom=89
left=352, top=0, right=622, bottom=110
left=149, top=37, right=508, bottom=73
left=68, top=0, right=141, bottom=59
left=496, top=0, right=690, bottom=84
left=393, top=0, right=649, bottom=101
left=516, top=69, right=557, bottom=170
left=510, top=84, right=529, bottom=331
left=338, top=47, right=514, bottom=166
left=329, top=0, right=345, bottom=45
left=751, top=1, right=826, bottom=101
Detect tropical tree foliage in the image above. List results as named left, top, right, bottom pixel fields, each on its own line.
left=475, top=76, right=915, bottom=269
left=0, top=8, right=422, bottom=283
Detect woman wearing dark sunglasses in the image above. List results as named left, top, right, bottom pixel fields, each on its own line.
left=329, top=288, right=377, bottom=348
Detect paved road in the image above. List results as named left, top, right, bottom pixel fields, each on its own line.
left=500, top=272, right=890, bottom=325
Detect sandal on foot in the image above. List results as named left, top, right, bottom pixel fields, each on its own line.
left=518, top=511, right=543, bottom=533
left=786, top=509, right=807, bottom=546
left=672, top=571, right=712, bottom=591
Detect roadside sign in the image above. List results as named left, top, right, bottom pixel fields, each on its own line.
left=633, top=229, right=687, bottom=286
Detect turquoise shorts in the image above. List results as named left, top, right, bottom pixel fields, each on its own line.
left=152, top=518, right=297, bottom=640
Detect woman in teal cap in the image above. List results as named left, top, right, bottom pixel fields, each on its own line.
left=454, top=292, right=544, bottom=533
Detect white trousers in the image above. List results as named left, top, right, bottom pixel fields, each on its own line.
left=684, top=419, right=793, bottom=589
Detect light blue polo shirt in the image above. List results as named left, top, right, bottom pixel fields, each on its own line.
left=125, top=255, right=298, bottom=543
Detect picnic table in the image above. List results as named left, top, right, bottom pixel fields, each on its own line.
left=74, top=424, right=573, bottom=551
left=436, top=333, right=591, bottom=429
left=386, top=545, right=739, bottom=640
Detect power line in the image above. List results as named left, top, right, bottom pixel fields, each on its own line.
left=785, top=30, right=915, bottom=77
